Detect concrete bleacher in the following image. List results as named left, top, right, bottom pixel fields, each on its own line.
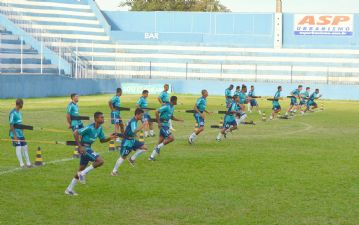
left=0, top=26, right=60, bottom=74
left=1, top=0, right=358, bottom=85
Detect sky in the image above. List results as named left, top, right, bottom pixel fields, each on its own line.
left=95, top=0, right=359, bottom=13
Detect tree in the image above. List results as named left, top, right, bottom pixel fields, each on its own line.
left=120, top=0, right=230, bottom=12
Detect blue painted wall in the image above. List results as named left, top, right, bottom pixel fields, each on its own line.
left=104, top=11, right=274, bottom=47
left=1, top=76, right=358, bottom=100
left=103, top=11, right=359, bottom=49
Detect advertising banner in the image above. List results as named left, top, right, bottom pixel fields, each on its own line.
left=294, top=14, right=353, bottom=36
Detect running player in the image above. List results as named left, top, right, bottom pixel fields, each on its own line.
left=65, top=112, right=117, bottom=196
left=270, top=86, right=283, bottom=120
left=111, top=108, right=148, bottom=175
left=248, top=85, right=261, bottom=114
left=149, top=96, right=183, bottom=161
left=109, top=88, right=124, bottom=136
left=225, top=84, right=234, bottom=108
left=285, top=85, right=303, bottom=116
left=216, top=95, right=239, bottom=142
left=157, top=84, right=174, bottom=131
left=66, top=93, right=83, bottom=132
left=300, top=87, right=310, bottom=115
left=239, top=85, right=248, bottom=111
left=9, top=99, right=32, bottom=168
left=188, top=89, right=211, bottom=144
left=136, top=90, right=155, bottom=137
left=304, top=89, right=322, bottom=112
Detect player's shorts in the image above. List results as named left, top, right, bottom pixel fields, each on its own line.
left=120, top=139, right=144, bottom=157
left=290, top=98, right=298, bottom=106
left=250, top=100, right=258, bottom=107
left=300, top=100, right=306, bottom=105
left=12, top=137, right=26, bottom=147
left=307, top=101, right=317, bottom=108
left=194, top=113, right=205, bottom=128
left=142, top=113, right=152, bottom=123
left=224, top=119, right=237, bottom=129
left=80, top=146, right=100, bottom=166
left=272, top=104, right=281, bottom=111
left=71, top=123, right=84, bottom=132
left=159, top=126, right=172, bottom=138
left=111, top=111, right=123, bottom=125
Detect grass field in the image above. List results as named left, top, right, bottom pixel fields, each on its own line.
left=0, top=94, right=358, bottom=225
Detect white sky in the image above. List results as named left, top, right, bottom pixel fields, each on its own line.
left=95, top=0, right=359, bottom=13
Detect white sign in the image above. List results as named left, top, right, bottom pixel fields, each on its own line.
left=294, top=14, right=353, bottom=36
left=144, top=32, right=159, bottom=39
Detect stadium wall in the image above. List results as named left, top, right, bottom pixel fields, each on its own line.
left=104, top=12, right=274, bottom=47
left=103, top=11, right=359, bottom=49
left=1, top=76, right=358, bottom=100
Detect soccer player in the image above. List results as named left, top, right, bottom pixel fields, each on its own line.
left=136, top=90, right=155, bottom=137
left=9, top=99, right=32, bottom=168
left=304, top=89, right=322, bottom=112
left=300, top=87, right=310, bottom=115
left=270, top=86, right=283, bottom=120
left=248, top=85, right=261, bottom=114
left=149, top=96, right=183, bottom=161
left=216, top=96, right=240, bottom=142
left=65, top=112, right=117, bottom=196
left=239, top=85, right=248, bottom=111
left=233, top=86, right=241, bottom=98
left=225, top=84, right=234, bottom=108
left=157, top=84, right=174, bottom=130
left=66, top=93, right=83, bottom=132
left=285, top=85, right=303, bottom=116
left=108, top=88, right=124, bottom=137
left=188, top=89, right=211, bottom=144
left=111, top=108, right=148, bottom=176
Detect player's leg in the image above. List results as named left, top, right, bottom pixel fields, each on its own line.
left=65, top=162, right=86, bottom=195
left=129, top=141, right=147, bottom=165
left=77, top=147, right=101, bottom=184
left=188, top=115, right=204, bottom=144
left=112, top=140, right=132, bottom=175
left=150, top=127, right=174, bottom=160
left=21, top=144, right=32, bottom=167
left=149, top=118, right=155, bottom=137
left=13, top=140, right=24, bottom=167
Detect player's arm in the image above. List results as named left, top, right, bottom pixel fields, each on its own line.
left=155, top=110, right=161, bottom=128
left=9, top=113, right=18, bottom=140
left=73, top=130, right=85, bottom=154
left=108, top=99, right=114, bottom=111
left=171, top=115, right=183, bottom=122
left=66, top=113, right=72, bottom=129
left=157, top=96, right=163, bottom=105
left=100, top=134, right=118, bottom=143
left=133, top=121, right=144, bottom=134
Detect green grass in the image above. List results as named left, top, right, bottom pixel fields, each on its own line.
left=0, top=94, right=358, bottom=225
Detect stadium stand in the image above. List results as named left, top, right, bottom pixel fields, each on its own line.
left=0, top=0, right=358, bottom=85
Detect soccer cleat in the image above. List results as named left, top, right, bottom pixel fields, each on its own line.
left=188, top=136, right=193, bottom=144
left=77, top=172, right=86, bottom=184
left=216, top=138, right=221, bottom=142
left=26, top=164, right=33, bottom=168
left=128, top=158, right=135, bottom=167
left=148, top=156, right=156, bottom=161
left=111, top=171, right=119, bottom=176
left=65, top=189, right=78, bottom=196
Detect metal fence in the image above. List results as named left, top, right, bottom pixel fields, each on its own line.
left=0, top=0, right=92, bottom=78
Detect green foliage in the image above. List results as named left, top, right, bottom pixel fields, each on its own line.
left=120, top=0, right=230, bottom=12
left=0, top=94, right=358, bottom=224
